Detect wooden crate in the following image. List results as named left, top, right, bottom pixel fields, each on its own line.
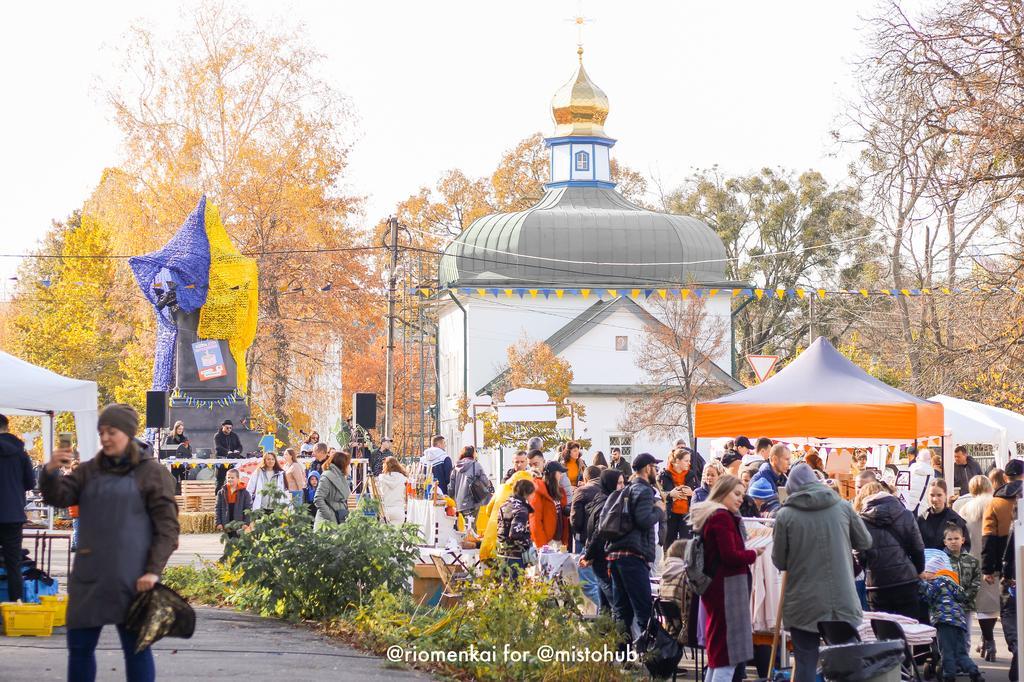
left=181, top=481, right=216, bottom=494
left=180, top=481, right=216, bottom=514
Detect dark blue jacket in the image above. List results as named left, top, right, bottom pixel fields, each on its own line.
left=751, top=461, right=785, bottom=493
left=432, top=458, right=453, bottom=496
left=0, top=433, right=34, bottom=523
left=605, top=478, right=666, bottom=563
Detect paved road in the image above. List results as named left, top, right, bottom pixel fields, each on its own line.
left=11, top=534, right=430, bottom=680
left=20, top=533, right=1017, bottom=680
left=0, top=606, right=428, bottom=681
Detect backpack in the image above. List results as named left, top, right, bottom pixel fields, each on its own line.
left=596, top=484, right=634, bottom=541
left=683, top=532, right=716, bottom=595
left=637, top=604, right=684, bottom=678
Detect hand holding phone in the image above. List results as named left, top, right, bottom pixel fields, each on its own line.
left=47, top=448, right=74, bottom=472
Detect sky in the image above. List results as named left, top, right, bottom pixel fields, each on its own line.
left=0, top=0, right=876, bottom=292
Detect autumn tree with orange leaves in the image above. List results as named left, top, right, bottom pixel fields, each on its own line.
left=93, top=3, right=374, bottom=440
left=471, top=337, right=589, bottom=452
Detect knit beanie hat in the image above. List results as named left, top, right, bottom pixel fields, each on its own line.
left=785, top=462, right=819, bottom=495
left=98, top=403, right=139, bottom=438
left=748, top=477, right=777, bottom=500
left=924, top=548, right=952, bottom=574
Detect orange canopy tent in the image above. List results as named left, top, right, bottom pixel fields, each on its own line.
left=695, top=337, right=943, bottom=440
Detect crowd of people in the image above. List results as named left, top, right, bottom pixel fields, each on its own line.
left=412, top=432, right=1018, bottom=682
left=6, top=406, right=1024, bottom=681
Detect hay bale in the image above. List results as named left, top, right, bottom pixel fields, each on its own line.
left=178, top=511, right=217, bottom=534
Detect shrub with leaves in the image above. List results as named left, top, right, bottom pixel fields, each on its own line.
left=343, top=571, right=626, bottom=681
left=223, top=491, right=421, bottom=621
left=162, top=563, right=230, bottom=606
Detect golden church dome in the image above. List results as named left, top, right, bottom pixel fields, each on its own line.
left=550, top=48, right=610, bottom=137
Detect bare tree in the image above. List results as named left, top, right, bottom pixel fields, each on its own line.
left=622, top=295, right=730, bottom=443
left=841, top=0, right=1022, bottom=394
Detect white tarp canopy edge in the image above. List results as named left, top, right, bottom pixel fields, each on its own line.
left=930, top=394, right=1024, bottom=468
left=0, top=350, right=99, bottom=460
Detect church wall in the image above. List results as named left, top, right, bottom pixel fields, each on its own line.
left=559, top=306, right=646, bottom=385
left=436, top=292, right=734, bottom=458
left=633, top=293, right=734, bottom=370
left=572, top=394, right=677, bottom=463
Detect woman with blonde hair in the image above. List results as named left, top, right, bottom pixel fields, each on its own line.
left=377, top=456, right=409, bottom=525
left=164, top=420, right=189, bottom=456
left=853, top=481, right=885, bottom=513
left=692, top=460, right=726, bottom=504
left=955, top=474, right=1000, bottom=660
left=690, top=475, right=763, bottom=680
left=659, top=448, right=698, bottom=546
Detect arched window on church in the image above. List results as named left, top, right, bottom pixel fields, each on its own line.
left=574, top=150, right=590, bottom=172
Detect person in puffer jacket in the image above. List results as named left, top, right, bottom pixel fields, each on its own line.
left=855, top=488, right=926, bottom=620
left=496, top=478, right=535, bottom=576
left=982, top=461, right=1023, bottom=578
left=920, top=554, right=982, bottom=682
left=450, top=446, right=491, bottom=517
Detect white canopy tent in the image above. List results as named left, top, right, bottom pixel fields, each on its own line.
left=0, top=350, right=99, bottom=461
left=930, top=394, right=1024, bottom=468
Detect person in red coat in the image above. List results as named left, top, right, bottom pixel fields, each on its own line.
left=530, top=460, right=569, bottom=547
left=689, top=474, right=763, bottom=681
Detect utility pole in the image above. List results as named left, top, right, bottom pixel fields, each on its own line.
left=384, top=216, right=399, bottom=440
left=808, top=293, right=815, bottom=346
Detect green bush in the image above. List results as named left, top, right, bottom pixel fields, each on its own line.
left=162, top=563, right=229, bottom=606
left=343, top=571, right=628, bottom=681
left=223, top=491, right=421, bottom=621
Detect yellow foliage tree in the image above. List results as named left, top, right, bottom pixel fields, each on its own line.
left=478, top=336, right=589, bottom=451
left=96, top=2, right=369, bottom=440
left=5, top=211, right=151, bottom=427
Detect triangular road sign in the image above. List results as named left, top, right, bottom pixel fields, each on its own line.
left=746, top=354, right=780, bottom=383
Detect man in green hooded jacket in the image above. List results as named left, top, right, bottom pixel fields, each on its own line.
left=773, top=463, right=873, bottom=682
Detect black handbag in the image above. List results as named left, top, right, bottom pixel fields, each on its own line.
left=124, top=584, right=196, bottom=653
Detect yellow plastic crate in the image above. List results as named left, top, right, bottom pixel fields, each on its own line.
left=38, top=595, right=68, bottom=628
left=1, top=602, right=54, bottom=637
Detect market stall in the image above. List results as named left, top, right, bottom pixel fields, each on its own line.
left=696, top=338, right=943, bottom=442
left=696, top=337, right=946, bottom=481
left=695, top=338, right=945, bottom=669
left=930, top=394, right=1024, bottom=468
left=0, top=350, right=99, bottom=460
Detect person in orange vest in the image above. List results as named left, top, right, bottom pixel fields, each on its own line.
left=659, top=448, right=699, bottom=547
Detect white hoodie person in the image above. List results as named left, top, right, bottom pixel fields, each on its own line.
left=420, top=437, right=453, bottom=496
left=904, top=448, right=937, bottom=514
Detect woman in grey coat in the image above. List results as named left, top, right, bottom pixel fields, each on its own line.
left=41, top=404, right=179, bottom=682
left=313, top=450, right=351, bottom=529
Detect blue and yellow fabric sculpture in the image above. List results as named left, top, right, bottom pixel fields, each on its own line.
left=129, top=196, right=258, bottom=392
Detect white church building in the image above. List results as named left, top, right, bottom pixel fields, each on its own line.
left=436, top=49, right=741, bottom=464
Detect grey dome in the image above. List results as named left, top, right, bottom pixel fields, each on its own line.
left=439, top=186, right=729, bottom=288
